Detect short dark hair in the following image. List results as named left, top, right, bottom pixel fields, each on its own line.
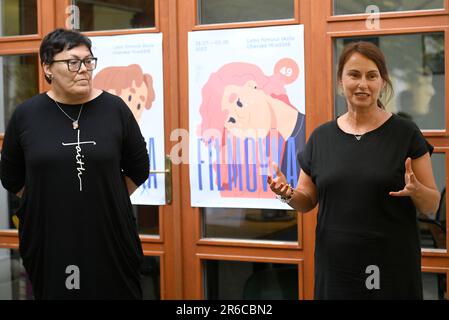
left=40, top=28, right=93, bottom=83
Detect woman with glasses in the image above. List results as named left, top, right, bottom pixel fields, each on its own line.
left=0, top=28, right=149, bottom=299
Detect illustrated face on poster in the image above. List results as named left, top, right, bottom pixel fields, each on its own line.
left=203, top=58, right=300, bottom=139
left=189, top=25, right=306, bottom=209
left=93, top=64, right=155, bottom=122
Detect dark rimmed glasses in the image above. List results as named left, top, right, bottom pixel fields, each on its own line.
left=51, top=57, right=98, bottom=72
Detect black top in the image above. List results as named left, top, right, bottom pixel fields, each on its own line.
left=0, top=91, right=149, bottom=299
left=298, top=114, right=429, bottom=299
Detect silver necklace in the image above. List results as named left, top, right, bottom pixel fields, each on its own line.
left=346, top=112, right=389, bottom=141
left=346, top=119, right=366, bottom=141
left=53, top=100, right=84, bottom=130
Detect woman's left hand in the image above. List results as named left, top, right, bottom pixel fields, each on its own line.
left=389, top=157, right=420, bottom=197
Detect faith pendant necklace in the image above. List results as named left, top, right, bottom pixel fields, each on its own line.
left=53, top=100, right=84, bottom=130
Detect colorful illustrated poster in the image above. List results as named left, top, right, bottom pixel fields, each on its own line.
left=91, top=33, right=166, bottom=205
left=189, top=25, right=306, bottom=209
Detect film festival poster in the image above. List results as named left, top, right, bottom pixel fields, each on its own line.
left=91, top=33, right=166, bottom=205
left=189, top=25, right=306, bottom=210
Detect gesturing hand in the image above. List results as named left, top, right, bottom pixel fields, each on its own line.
left=389, top=157, right=420, bottom=197
left=267, top=162, right=291, bottom=197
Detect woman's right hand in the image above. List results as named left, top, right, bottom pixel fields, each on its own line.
left=267, top=162, right=290, bottom=197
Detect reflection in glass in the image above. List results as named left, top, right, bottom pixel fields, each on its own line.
left=198, top=0, right=294, bottom=24
left=1, top=54, right=39, bottom=131
left=0, top=249, right=33, bottom=300
left=204, top=260, right=298, bottom=299
left=0, top=54, right=39, bottom=230
left=1, top=173, right=19, bottom=230
left=430, top=153, right=446, bottom=198
left=202, top=208, right=297, bottom=242
left=141, top=256, right=160, bottom=300
left=0, top=0, right=37, bottom=36
left=132, top=205, right=159, bottom=236
left=418, top=153, right=446, bottom=250
left=74, top=0, right=155, bottom=31
left=334, top=0, right=444, bottom=15
left=334, top=33, right=445, bottom=130
left=422, top=272, right=447, bottom=300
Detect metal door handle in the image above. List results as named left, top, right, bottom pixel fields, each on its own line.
left=149, top=155, right=172, bottom=204
left=149, top=170, right=170, bottom=174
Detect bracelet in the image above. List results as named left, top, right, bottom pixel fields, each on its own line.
left=276, top=184, right=294, bottom=204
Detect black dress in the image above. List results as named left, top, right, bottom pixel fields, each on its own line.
left=298, top=114, right=429, bottom=299
left=0, top=91, right=149, bottom=299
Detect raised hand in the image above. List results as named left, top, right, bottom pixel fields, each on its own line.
left=389, top=157, right=420, bottom=197
left=267, top=162, right=291, bottom=197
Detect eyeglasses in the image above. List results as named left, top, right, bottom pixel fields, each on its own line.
left=51, top=57, right=98, bottom=72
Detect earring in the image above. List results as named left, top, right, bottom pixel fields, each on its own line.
left=47, top=74, right=53, bottom=80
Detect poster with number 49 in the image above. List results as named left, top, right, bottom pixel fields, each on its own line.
left=189, top=25, right=306, bottom=209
